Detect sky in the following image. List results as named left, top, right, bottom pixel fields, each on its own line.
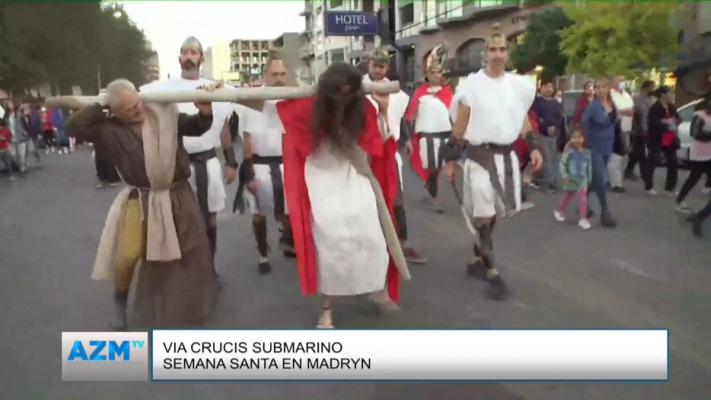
left=118, top=1, right=306, bottom=78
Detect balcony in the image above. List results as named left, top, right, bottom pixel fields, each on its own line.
left=437, top=0, right=520, bottom=26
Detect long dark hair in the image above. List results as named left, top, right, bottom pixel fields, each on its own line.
left=311, top=62, right=366, bottom=152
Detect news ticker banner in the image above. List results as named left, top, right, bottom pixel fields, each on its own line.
left=62, top=329, right=668, bottom=382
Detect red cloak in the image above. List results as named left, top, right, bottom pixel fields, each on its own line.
left=277, top=97, right=402, bottom=303
left=405, top=84, right=454, bottom=182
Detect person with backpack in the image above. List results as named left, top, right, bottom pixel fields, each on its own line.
left=674, top=93, right=711, bottom=213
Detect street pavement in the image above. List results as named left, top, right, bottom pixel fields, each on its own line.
left=1, top=147, right=709, bottom=400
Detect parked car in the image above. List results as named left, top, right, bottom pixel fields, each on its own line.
left=675, top=98, right=701, bottom=166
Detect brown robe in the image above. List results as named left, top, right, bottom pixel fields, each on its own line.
left=66, top=103, right=218, bottom=328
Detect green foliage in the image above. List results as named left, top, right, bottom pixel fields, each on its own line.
left=510, top=7, right=573, bottom=80
left=0, top=2, right=154, bottom=96
left=559, top=1, right=682, bottom=78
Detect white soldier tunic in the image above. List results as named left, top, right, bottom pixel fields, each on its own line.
left=139, top=78, right=233, bottom=218
left=452, top=70, right=535, bottom=218
left=362, top=75, right=409, bottom=190
left=236, top=100, right=288, bottom=217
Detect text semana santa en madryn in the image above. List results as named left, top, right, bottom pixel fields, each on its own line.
left=161, top=341, right=372, bottom=370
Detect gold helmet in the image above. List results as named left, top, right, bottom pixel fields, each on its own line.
left=426, top=60, right=443, bottom=74
left=368, top=47, right=391, bottom=64
left=485, top=22, right=507, bottom=49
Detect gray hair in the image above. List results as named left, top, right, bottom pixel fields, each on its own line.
left=105, top=79, right=137, bottom=109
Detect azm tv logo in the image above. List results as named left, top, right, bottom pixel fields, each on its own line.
left=67, top=340, right=145, bottom=361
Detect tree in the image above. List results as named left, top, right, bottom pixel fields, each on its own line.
left=559, top=1, right=683, bottom=78
left=0, top=2, right=154, bottom=96
left=511, top=7, right=573, bottom=80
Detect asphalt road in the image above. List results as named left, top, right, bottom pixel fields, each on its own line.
left=1, top=147, right=709, bottom=400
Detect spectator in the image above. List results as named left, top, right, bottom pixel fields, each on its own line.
left=7, top=101, right=29, bottom=174
left=26, top=100, right=43, bottom=165
left=573, top=81, right=594, bottom=129
left=532, top=79, right=565, bottom=193
left=52, top=107, right=69, bottom=154
left=625, top=80, right=655, bottom=181
left=674, top=93, right=711, bottom=213
left=645, top=85, right=680, bottom=196
left=0, top=118, right=15, bottom=181
left=608, top=76, right=634, bottom=193
left=581, top=77, right=618, bottom=228
left=41, top=106, right=56, bottom=154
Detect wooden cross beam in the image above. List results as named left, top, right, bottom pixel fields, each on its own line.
left=44, top=81, right=401, bottom=109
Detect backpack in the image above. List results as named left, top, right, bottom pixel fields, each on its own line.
left=692, top=111, right=711, bottom=142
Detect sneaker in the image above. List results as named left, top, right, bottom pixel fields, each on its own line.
left=553, top=210, right=565, bottom=222
left=675, top=202, right=692, bottom=214
left=96, top=182, right=104, bottom=189
left=9, top=176, right=16, bottom=182
left=520, top=201, right=535, bottom=211
left=645, top=189, right=658, bottom=196
left=257, top=260, right=272, bottom=274
left=665, top=190, right=678, bottom=197
left=611, top=186, right=626, bottom=193
left=578, top=219, right=591, bottom=230
left=403, top=247, right=427, bottom=264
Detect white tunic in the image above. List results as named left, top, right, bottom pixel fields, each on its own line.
left=414, top=87, right=453, bottom=170
left=362, top=75, right=409, bottom=189
left=241, top=100, right=288, bottom=216
left=451, top=71, right=536, bottom=218
left=305, top=118, right=391, bottom=296
left=139, top=78, right=234, bottom=213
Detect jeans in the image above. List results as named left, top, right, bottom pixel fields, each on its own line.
left=590, top=151, right=610, bottom=213
left=9, top=141, right=27, bottom=171
left=558, top=189, right=588, bottom=219
left=677, top=160, right=711, bottom=203
left=645, top=147, right=678, bottom=192
left=698, top=190, right=711, bottom=222
left=540, top=135, right=560, bottom=188
left=0, top=150, right=13, bottom=175
left=607, top=130, right=630, bottom=188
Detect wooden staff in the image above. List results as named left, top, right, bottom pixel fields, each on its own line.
left=45, top=81, right=402, bottom=109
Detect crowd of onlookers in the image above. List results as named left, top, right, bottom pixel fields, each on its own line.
left=0, top=97, right=78, bottom=181
left=521, top=77, right=711, bottom=238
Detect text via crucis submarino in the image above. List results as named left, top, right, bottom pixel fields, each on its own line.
left=161, top=341, right=372, bottom=371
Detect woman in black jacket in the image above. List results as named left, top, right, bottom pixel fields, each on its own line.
left=645, top=86, right=680, bottom=195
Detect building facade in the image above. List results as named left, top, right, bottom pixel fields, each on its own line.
left=300, top=0, right=385, bottom=79
left=394, top=0, right=552, bottom=87
left=203, top=40, right=231, bottom=81
left=230, top=39, right=272, bottom=84
left=271, top=32, right=311, bottom=85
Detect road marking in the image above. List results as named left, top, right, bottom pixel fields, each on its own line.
left=609, top=258, right=653, bottom=279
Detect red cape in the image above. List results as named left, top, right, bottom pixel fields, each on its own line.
left=406, top=84, right=454, bottom=182
left=277, top=97, right=402, bottom=303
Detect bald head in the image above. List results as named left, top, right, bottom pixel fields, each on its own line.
left=105, top=79, right=144, bottom=124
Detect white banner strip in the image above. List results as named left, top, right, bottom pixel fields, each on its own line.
left=151, top=330, right=668, bottom=381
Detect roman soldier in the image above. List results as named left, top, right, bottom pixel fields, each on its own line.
left=405, top=61, right=454, bottom=213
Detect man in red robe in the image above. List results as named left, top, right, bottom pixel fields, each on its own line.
left=405, top=61, right=454, bottom=213
left=277, top=62, right=409, bottom=328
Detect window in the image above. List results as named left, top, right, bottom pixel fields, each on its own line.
left=399, top=1, right=415, bottom=26
left=329, top=0, right=343, bottom=9
left=456, top=39, right=485, bottom=70
left=330, top=49, right=345, bottom=63
left=678, top=102, right=698, bottom=123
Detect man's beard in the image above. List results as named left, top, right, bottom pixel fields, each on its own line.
left=181, top=60, right=200, bottom=72
left=368, top=73, right=384, bottom=82
left=271, top=81, right=285, bottom=87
